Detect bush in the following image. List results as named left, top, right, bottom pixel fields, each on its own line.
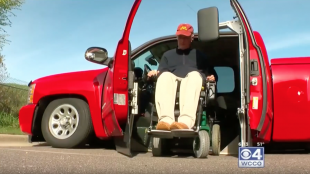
left=0, top=83, right=27, bottom=128
left=0, top=112, right=19, bottom=128
left=0, top=83, right=28, bottom=117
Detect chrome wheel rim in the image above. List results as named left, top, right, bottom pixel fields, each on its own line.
left=48, top=104, right=79, bottom=139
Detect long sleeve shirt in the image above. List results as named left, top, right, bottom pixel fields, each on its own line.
left=157, top=48, right=217, bottom=83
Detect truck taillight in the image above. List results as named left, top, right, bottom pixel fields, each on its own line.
left=27, top=84, right=36, bottom=104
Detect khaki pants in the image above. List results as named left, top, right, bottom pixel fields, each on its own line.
left=155, top=71, right=203, bottom=129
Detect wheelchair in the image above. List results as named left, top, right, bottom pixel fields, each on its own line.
left=146, top=72, right=221, bottom=158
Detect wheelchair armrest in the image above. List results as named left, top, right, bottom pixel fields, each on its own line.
left=205, top=81, right=216, bottom=100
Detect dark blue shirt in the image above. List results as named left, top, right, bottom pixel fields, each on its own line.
left=157, top=48, right=217, bottom=83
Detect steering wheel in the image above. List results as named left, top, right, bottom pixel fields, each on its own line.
left=144, top=64, right=152, bottom=74
left=143, top=64, right=156, bottom=83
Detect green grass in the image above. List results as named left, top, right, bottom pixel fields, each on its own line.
left=0, top=126, right=24, bottom=135
left=0, top=112, right=24, bottom=135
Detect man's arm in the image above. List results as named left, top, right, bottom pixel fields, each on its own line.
left=207, top=66, right=218, bottom=82
left=157, top=54, right=169, bottom=77
left=197, top=50, right=218, bottom=82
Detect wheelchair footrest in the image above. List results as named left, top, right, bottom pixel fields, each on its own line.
left=148, top=130, right=173, bottom=138
left=148, top=129, right=199, bottom=138
left=171, top=129, right=198, bottom=138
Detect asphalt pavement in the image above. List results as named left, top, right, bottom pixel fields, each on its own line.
left=1, top=144, right=310, bottom=174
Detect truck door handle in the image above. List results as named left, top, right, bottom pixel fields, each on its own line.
left=250, top=59, right=259, bottom=76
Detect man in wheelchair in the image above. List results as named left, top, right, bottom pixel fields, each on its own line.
left=145, top=23, right=220, bottom=158
left=147, top=23, right=216, bottom=131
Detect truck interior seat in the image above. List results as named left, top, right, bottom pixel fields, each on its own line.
left=216, top=95, right=240, bottom=119
left=134, top=67, right=143, bottom=79
left=216, top=96, right=227, bottom=110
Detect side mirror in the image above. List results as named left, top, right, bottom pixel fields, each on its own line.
left=197, top=7, right=219, bottom=42
left=85, top=47, right=109, bottom=65
left=145, top=56, right=158, bottom=66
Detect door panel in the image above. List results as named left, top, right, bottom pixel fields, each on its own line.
left=102, top=0, right=142, bottom=137
left=230, top=0, right=272, bottom=142
left=252, top=32, right=273, bottom=142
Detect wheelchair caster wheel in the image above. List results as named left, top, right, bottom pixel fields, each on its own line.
left=193, top=130, right=210, bottom=158
left=211, top=124, right=221, bottom=156
left=152, top=137, right=165, bottom=157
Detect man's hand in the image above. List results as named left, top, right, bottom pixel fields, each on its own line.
left=147, top=70, right=159, bottom=78
left=206, top=75, right=215, bottom=82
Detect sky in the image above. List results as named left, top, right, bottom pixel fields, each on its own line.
left=1, top=0, right=310, bottom=83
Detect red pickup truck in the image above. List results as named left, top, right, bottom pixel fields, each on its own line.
left=19, top=0, right=310, bottom=157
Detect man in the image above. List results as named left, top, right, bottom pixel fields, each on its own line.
left=147, top=23, right=216, bottom=131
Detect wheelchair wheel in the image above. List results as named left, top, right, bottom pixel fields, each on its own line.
left=152, top=137, right=165, bottom=157
left=193, top=130, right=210, bottom=158
left=211, top=124, right=221, bottom=156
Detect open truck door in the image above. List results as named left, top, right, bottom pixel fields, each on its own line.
left=105, top=0, right=141, bottom=157
left=230, top=0, right=272, bottom=146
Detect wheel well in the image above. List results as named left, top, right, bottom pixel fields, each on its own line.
left=31, top=94, right=89, bottom=142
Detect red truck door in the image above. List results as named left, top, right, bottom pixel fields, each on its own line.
left=230, top=0, right=272, bottom=143
left=101, top=0, right=142, bottom=137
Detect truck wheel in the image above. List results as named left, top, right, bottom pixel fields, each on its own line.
left=41, top=98, right=93, bottom=148
left=211, top=124, right=221, bottom=156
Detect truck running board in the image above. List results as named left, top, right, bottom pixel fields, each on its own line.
left=114, top=113, right=150, bottom=157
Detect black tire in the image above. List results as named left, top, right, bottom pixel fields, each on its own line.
left=41, top=98, right=93, bottom=148
left=211, top=124, right=221, bottom=156
left=152, top=137, right=165, bottom=157
left=193, top=130, right=210, bottom=158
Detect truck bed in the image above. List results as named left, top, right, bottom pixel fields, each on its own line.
left=270, top=57, right=310, bottom=142
left=271, top=57, right=310, bottom=65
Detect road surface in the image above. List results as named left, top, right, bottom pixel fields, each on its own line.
left=0, top=144, right=309, bottom=174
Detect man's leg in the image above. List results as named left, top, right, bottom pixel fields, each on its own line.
left=155, top=72, right=178, bottom=130
left=171, top=71, right=203, bottom=129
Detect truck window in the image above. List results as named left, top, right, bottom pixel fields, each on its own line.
left=214, top=67, right=235, bottom=93
left=133, top=51, right=159, bottom=71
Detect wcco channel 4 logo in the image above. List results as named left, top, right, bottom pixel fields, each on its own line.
left=238, top=147, right=265, bottom=168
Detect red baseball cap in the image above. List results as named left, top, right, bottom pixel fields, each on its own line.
left=176, top=23, right=194, bottom=37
